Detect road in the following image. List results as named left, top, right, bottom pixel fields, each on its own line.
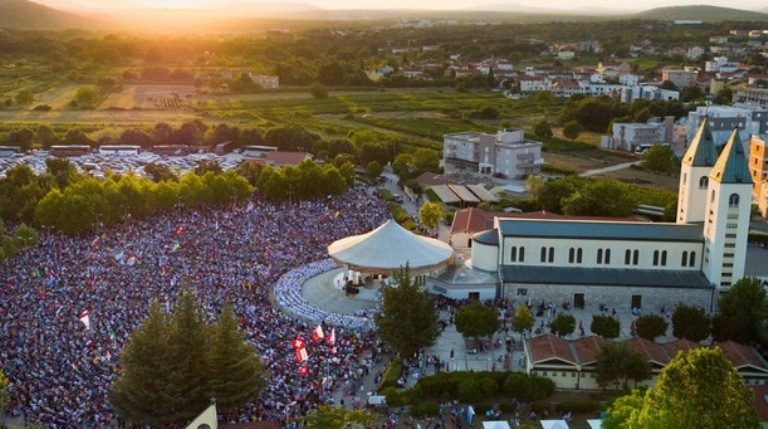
left=579, top=160, right=641, bottom=177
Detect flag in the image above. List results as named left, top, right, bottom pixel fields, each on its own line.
left=292, top=336, right=306, bottom=351
left=91, top=236, right=101, bottom=248
left=105, top=351, right=111, bottom=362
left=298, top=366, right=309, bottom=377
left=171, top=242, right=181, bottom=253
left=294, top=348, right=308, bottom=362
left=79, top=311, right=90, bottom=330
left=312, top=324, right=324, bottom=342
left=466, top=405, right=475, bottom=425
left=328, top=328, right=336, bottom=354
left=175, top=226, right=184, bottom=235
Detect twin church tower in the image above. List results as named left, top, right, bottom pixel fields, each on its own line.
left=677, top=118, right=753, bottom=290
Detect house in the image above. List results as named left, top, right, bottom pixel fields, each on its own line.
left=661, top=69, right=698, bottom=88
left=685, top=103, right=768, bottom=144
left=687, top=46, right=705, bottom=60
left=443, top=129, right=543, bottom=179
left=518, top=75, right=550, bottom=92
left=601, top=117, right=674, bottom=152
left=557, top=50, right=575, bottom=61
left=263, top=151, right=312, bottom=167
left=248, top=74, right=279, bottom=89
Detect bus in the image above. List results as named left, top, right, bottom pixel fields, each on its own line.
left=214, top=140, right=236, bottom=156
left=50, top=145, right=92, bottom=157
left=99, top=145, right=141, bottom=156
left=242, top=145, right=277, bottom=158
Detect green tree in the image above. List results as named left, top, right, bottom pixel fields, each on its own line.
left=366, top=161, right=383, bottom=181
left=208, top=304, right=265, bottom=411
left=14, top=89, right=35, bottom=105
left=376, top=264, right=440, bottom=358
left=672, top=304, right=710, bottom=342
left=562, top=120, right=582, bottom=140
left=310, top=83, right=329, bottom=99
left=73, top=86, right=102, bottom=109
left=550, top=314, right=576, bottom=338
left=635, top=314, right=668, bottom=341
left=194, top=159, right=223, bottom=176
left=165, top=288, right=210, bottom=423
left=713, top=87, right=733, bottom=105
left=302, top=405, right=374, bottom=429
left=0, top=369, right=8, bottom=426
left=596, top=341, right=651, bottom=390
left=539, top=178, right=577, bottom=213
left=512, top=305, right=535, bottom=336
left=418, top=201, right=443, bottom=231
left=533, top=119, right=553, bottom=138
left=562, top=179, right=635, bottom=217
left=13, top=224, right=38, bottom=249
left=36, top=125, right=59, bottom=148
left=6, top=128, right=34, bottom=152
left=681, top=86, right=704, bottom=102
left=602, top=389, right=645, bottom=429
left=455, top=302, right=500, bottom=339
left=642, top=144, right=677, bottom=174
left=144, top=163, right=178, bottom=182
left=712, top=277, right=768, bottom=343
left=591, top=315, right=620, bottom=339
left=619, top=348, right=760, bottom=429
left=111, top=301, right=174, bottom=426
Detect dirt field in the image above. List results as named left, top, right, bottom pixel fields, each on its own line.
left=599, top=166, right=681, bottom=191
left=544, top=151, right=638, bottom=174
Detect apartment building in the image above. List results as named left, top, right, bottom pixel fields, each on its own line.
left=443, top=129, right=543, bottom=179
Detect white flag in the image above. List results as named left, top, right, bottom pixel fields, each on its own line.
left=312, top=324, right=325, bottom=342
left=79, top=311, right=90, bottom=330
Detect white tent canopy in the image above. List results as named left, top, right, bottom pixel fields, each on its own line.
left=541, top=420, right=570, bottom=429
left=587, top=419, right=604, bottom=429
left=483, top=421, right=511, bottom=429
left=327, top=219, right=453, bottom=274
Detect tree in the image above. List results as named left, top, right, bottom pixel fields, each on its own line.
left=512, top=305, right=535, bottom=336
left=596, top=341, right=651, bottom=390
left=563, top=121, right=582, bottom=141
left=240, top=128, right=264, bottom=146
left=264, top=125, right=318, bottom=152
left=539, top=178, right=577, bottom=213
left=591, top=315, right=620, bottom=339
left=376, top=264, right=440, bottom=358
left=672, top=304, right=710, bottom=342
left=64, top=129, right=95, bottom=147
left=165, top=288, right=210, bottom=423
left=635, top=314, right=668, bottom=341
left=418, top=201, right=443, bottom=231
left=550, top=314, right=576, bottom=338
left=616, top=348, right=760, bottom=429
left=455, top=302, right=500, bottom=339
left=144, top=163, right=178, bottom=182
left=302, top=405, right=374, bottom=429
left=36, top=125, right=59, bottom=148
left=13, top=224, right=38, bottom=249
left=642, top=144, right=677, bottom=174
left=659, top=80, right=677, bottom=90
left=365, top=161, right=383, bottom=181
left=533, top=119, right=553, bottom=138
left=14, top=89, right=35, bottom=105
left=562, top=179, right=636, bottom=217
left=111, top=301, right=174, bottom=426
left=310, top=83, right=329, bottom=99
left=6, top=128, right=34, bottom=152
left=208, top=304, right=265, bottom=411
left=0, top=369, right=9, bottom=426
left=194, top=159, right=223, bottom=176
left=73, top=86, right=102, bottom=109
left=712, top=277, right=768, bottom=343
left=713, top=87, right=733, bottom=105
left=602, top=389, right=645, bottom=429
left=681, top=86, right=703, bottom=103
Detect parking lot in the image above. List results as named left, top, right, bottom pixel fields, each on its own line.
left=0, top=150, right=247, bottom=179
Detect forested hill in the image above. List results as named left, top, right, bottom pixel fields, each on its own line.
left=634, top=5, right=768, bottom=22
left=0, top=0, right=93, bottom=30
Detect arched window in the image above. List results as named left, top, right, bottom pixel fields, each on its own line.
left=681, top=251, right=688, bottom=266
left=569, top=248, right=575, bottom=263
left=577, top=248, right=583, bottom=263
left=653, top=250, right=659, bottom=266
left=729, top=193, right=740, bottom=208
left=548, top=247, right=555, bottom=263
left=597, top=249, right=603, bottom=264
left=519, top=247, right=525, bottom=262
left=605, top=249, right=611, bottom=264
left=625, top=249, right=631, bottom=265
left=689, top=251, right=696, bottom=267
left=510, top=247, right=517, bottom=262
left=699, top=176, right=709, bottom=189
left=633, top=250, right=639, bottom=265
left=540, top=247, right=547, bottom=263
left=661, top=250, right=667, bottom=266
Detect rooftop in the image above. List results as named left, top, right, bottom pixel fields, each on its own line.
left=710, top=129, right=753, bottom=185
left=683, top=117, right=718, bottom=167
left=497, top=218, right=703, bottom=242
left=501, top=266, right=713, bottom=289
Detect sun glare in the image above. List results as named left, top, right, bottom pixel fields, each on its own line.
left=143, top=0, right=206, bottom=8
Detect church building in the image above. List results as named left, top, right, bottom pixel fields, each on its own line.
left=468, top=118, right=753, bottom=312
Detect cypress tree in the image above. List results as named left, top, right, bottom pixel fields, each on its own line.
left=208, top=304, right=265, bottom=411
left=166, top=287, right=210, bottom=423
left=111, top=301, right=174, bottom=426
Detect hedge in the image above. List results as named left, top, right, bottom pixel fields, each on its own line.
left=380, top=360, right=403, bottom=390
left=503, top=373, right=555, bottom=402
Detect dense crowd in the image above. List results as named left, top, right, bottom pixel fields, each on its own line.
left=0, top=187, right=388, bottom=428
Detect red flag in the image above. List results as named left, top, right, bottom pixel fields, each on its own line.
left=175, top=226, right=184, bottom=235
left=298, top=366, right=309, bottom=377
left=292, top=336, right=306, bottom=351
left=91, top=237, right=101, bottom=248
left=312, top=324, right=324, bottom=342
left=294, top=348, right=308, bottom=362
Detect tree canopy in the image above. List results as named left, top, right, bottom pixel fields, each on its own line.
left=712, top=277, right=768, bottom=344
left=455, top=302, right=500, bottom=339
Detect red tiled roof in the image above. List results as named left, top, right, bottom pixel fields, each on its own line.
left=264, top=151, right=311, bottom=166
left=663, top=338, right=699, bottom=359
left=752, top=385, right=768, bottom=422
left=626, top=337, right=669, bottom=364
left=572, top=336, right=604, bottom=364
left=717, top=341, right=766, bottom=368
left=528, top=334, right=577, bottom=365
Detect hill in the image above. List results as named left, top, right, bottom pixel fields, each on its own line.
left=0, top=0, right=93, bottom=30
left=634, top=5, right=768, bottom=22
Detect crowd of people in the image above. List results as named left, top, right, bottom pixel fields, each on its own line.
left=0, top=187, right=389, bottom=428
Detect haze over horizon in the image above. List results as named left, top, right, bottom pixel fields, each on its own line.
left=26, top=0, right=768, bottom=12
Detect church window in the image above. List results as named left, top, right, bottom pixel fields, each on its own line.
left=510, top=247, right=517, bottom=262
left=519, top=247, right=525, bottom=262
left=661, top=251, right=667, bottom=266
left=728, top=193, right=740, bottom=208
left=683, top=173, right=687, bottom=184
left=605, top=249, right=611, bottom=264
left=548, top=247, right=554, bottom=263
left=653, top=250, right=659, bottom=266
left=699, top=176, right=709, bottom=189
left=577, top=248, right=583, bottom=263
left=689, top=251, right=696, bottom=267
left=633, top=250, right=639, bottom=265
left=625, top=249, right=631, bottom=265
left=711, top=190, right=716, bottom=203
left=541, top=247, right=547, bottom=262
left=681, top=251, right=688, bottom=266
left=569, top=248, right=575, bottom=263
left=597, top=249, right=603, bottom=264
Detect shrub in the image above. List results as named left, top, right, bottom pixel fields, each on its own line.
left=32, top=104, right=52, bottom=111
left=380, top=359, right=403, bottom=389
left=555, top=400, right=600, bottom=414
left=457, top=377, right=497, bottom=402
left=410, top=402, right=439, bottom=417
left=503, top=373, right=555, bottom=401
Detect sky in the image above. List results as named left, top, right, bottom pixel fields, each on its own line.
left=31, top=0, right=768, bottom=12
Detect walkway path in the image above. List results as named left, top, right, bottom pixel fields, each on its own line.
left=579, top=161, right=641, bottom=177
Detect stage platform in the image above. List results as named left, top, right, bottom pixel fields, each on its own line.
left=301, top=268, right=381, bottom=317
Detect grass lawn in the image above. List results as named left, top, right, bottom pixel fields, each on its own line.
left=600, top=166, right=680, bottom=191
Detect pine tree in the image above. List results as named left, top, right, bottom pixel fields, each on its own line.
left=166, top=287, right=211, bottom=423
left=110, top=301, right=174, bottom=426
left=208, top=304, right=265, bottom=411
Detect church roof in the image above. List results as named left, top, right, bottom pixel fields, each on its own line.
left=710, top=128, right=753, bottom=185
left=501, top=266, right=713, bottom=289
left=497, top=219, right=703, bottom=242
left=683, top=117, right=717, bottom=167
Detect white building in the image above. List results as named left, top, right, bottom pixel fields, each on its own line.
left=620, top=85, right=680, bottom=103
left=519, top=76, right=550, bottom=92
left=601, top=118, right=674, bottom=151
left=687, top=46, right=705, bottom=60
left=467, top=119, right=752, bottom=309
left=685, top=103, right=768, bottom=145
left=442, top=129, right=543, bottom=179
left=248, top=74, right=279, bottom=89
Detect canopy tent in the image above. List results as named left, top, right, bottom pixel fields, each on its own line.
left=482, top=421, right=511, bottom=429
left=540, top=420, right=569, bottom=429
left=327, top=219, right=453, bottom=275
left=587, top=420, right=603, bottom=429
